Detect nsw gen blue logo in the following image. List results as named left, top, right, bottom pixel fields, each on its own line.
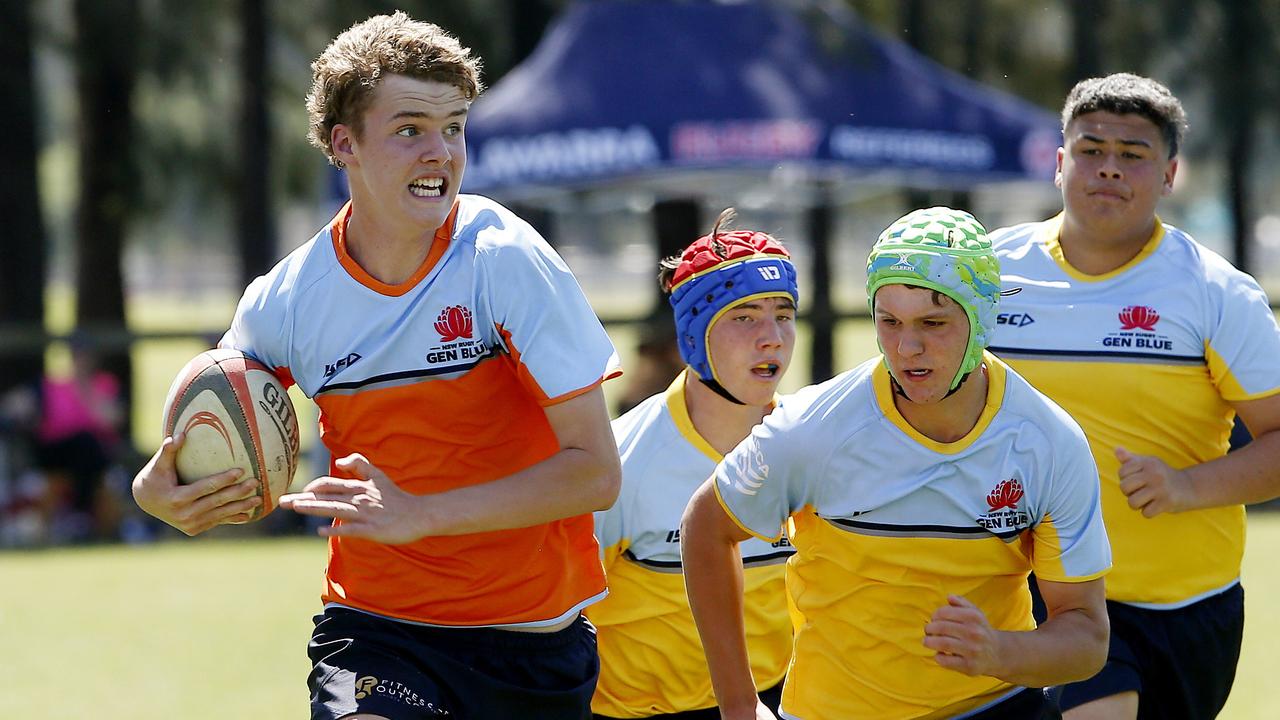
left=996, top=312, right=1035, bottom=328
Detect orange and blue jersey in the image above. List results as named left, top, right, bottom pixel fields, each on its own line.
left=991, top=215, right=1280, bottom=607
left=221, top=195, right=621, bottom=628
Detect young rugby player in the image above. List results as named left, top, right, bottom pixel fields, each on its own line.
left=133, top=13, right=622, bottom=719
left=683, top=208, right=1112, bottom=720
left=590, top=210, right=797, bottom=719
left=990, top=73, right=1280, bottom=720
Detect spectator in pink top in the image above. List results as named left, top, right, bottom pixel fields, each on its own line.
left=30, top=332, right=126, bottom=541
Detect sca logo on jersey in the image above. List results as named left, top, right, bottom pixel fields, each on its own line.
left=1103, top=305, right=1173, bottom=351
left=996, top=312, right=1035, bottom=328
left=435, top=305, right=474, bottom=342
left=976, top=478, right=1030, bottom=532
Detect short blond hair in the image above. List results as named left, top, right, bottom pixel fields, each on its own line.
left=306, top=11, right=483, bottom=165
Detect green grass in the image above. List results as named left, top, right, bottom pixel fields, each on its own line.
left=3, top=517, right=1279, bottom=719
left=0, top=537, right=322, bottom=719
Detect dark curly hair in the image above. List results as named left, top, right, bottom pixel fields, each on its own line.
left=1061, top=73, right=1187, bottom=159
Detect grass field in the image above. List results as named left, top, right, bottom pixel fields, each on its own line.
left=20, top=291, right=1280, bottom=717
left=3, top=517, right=1279, bottom=719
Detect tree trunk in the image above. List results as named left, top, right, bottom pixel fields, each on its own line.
left=652, top=199, right=701, bottom=313
left=1222, top=0, right=1256, bottom=274
left=238, top=0, right=274, bottom=288
left=509, top=0, right=557, bottom=68
left=962, top=0, right=986, bottom=76
left=0, top=0, right=48, bottom=393
left=1067, top=0, right=1107, bottom=84
left=808, top=184, right=835, bottom=383
left=73, top=0, right=138, bottom=439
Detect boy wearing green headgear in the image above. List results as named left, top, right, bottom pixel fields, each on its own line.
left=681, top=207, right=1112, bottom=720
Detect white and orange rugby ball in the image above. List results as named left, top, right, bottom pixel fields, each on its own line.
left=162, top=349, right=300, bottom=521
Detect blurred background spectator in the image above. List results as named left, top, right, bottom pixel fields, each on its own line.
left=0, top=332, right=139, bottom=544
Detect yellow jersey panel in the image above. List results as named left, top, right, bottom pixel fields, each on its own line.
left=991, top=215, right=1280, bottom=606
left=590, top=372, right=793, bottom=716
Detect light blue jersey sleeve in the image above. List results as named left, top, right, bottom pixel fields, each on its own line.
left=473, top=208, right=620, bottom=403
left=713, top=404, right=822, bottom=542
left=1032, top=414, right=1111, bottom=582
left=1203, top=254, right=1280, bottom=401
left=220, top=272, right=294, bottom=386
left=594, top=418, right=634, bottom=560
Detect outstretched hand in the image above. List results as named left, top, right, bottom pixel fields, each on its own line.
left=280, top=453, right=427, bottom=544
left=1116, top=446, right=1193, bottom=517
left=923, top=595, right=1004, bottom=677
left=131, top=434, right=262, bottom=535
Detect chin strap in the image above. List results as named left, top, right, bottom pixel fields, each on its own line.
left=890, top=369, right=973, bottom=401
left=700, top=377, right=747, bottom=405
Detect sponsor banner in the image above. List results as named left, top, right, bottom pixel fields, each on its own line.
left=466, top=126, right=661, bottom=188
left=828, top=126, right=994, bottom=170
left=670, top=119, right=823, bottom=162
left=1019, top=127, right=1061, bottom=178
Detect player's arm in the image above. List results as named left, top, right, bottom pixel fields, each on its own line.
left=1118, top=392, right=1280, bottom=515
left=681, top=479, right=774, bottom=720
left=281, top=386, right=620, bottom=542
left=136, top=273, right=283, bottom=535
left=924, top=577, right=1108, bottom=687
left=131, top=434, right=262, bottom=535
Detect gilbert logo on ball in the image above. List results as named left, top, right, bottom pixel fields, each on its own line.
left=162, top=349, right=300, bottom=521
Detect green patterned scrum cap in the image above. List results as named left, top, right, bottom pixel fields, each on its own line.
left=865, top=207, right=1002, bottom=390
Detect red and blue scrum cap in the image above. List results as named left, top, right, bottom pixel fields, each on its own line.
left=668, top=229, right=799, bottom=383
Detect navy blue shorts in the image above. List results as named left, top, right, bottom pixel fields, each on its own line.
left=591, top=680, right=783, bottom=719
left=593, top=684, right=1052, bottom=720
left=308, top=606, right=599, bottom=720
left=961, top=688, right=1060, bottom=720
left=1057, top=584, right=1244, bottom=720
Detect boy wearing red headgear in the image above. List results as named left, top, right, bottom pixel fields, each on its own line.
left=588, top=209, right=798, bottom=719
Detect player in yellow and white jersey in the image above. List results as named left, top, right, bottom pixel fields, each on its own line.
left=990, top=73, right=1280, bottom=720
left=589, top=210, right=798, bottom=719
left=682, top=207, right=1112, bottom=720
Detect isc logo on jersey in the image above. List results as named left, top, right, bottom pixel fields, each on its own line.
left=425, top=304, right=491, bottom=366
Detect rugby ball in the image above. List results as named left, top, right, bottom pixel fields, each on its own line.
left=161, top=349, right=300, bottom=521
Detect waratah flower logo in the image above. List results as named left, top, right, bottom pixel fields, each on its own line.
left=435, top=305, right=474, bottom=342
left=986, top=478, right=1025, bottom=511
left=1119, top=305, right=1159, bottom=331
